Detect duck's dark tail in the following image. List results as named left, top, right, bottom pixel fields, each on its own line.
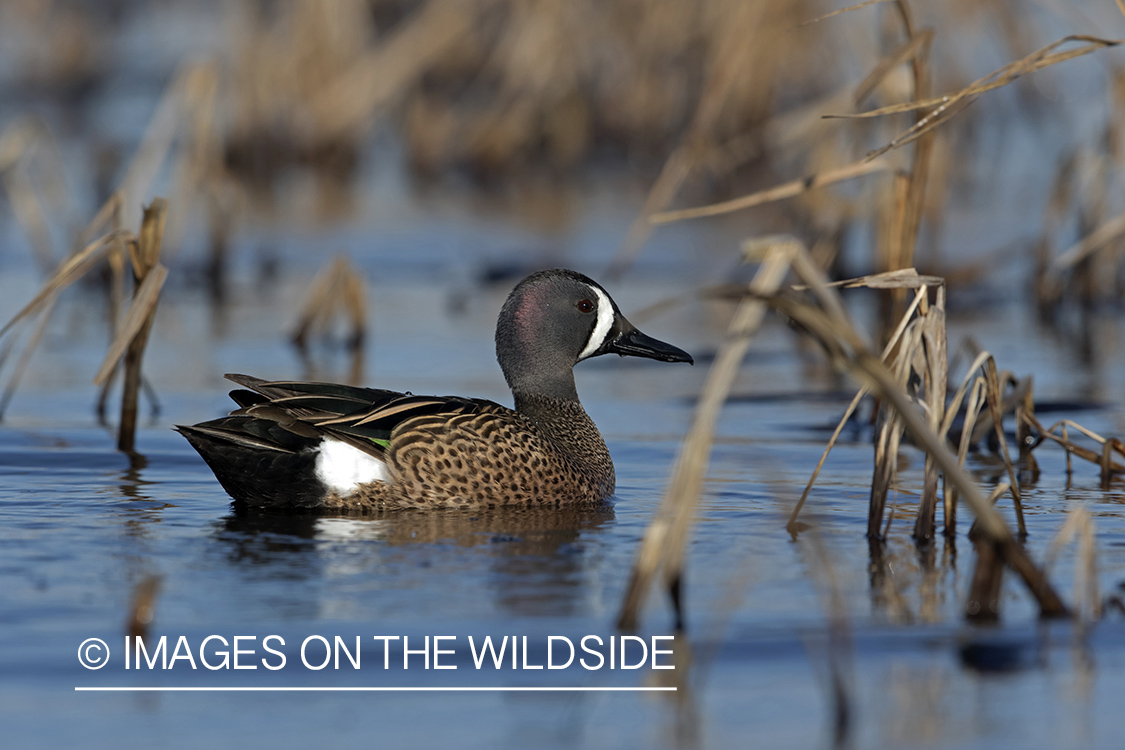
left=176, top=418, right=329, bottom=509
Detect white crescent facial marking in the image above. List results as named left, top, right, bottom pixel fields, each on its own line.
left=314, top=439, right=388, bottom=495
left=577, top=285, right=615, bottom=361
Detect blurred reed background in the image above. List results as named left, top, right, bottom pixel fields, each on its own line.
left=0, top=0, right=1119, bottom=281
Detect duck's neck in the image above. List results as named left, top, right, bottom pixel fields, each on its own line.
left=513, top=392, right=614, bottom=490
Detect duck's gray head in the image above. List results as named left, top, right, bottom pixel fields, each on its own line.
left=495, top=269, right=692, bottom=401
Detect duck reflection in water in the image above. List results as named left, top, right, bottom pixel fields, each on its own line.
left=214, top=503, right=616, bottom=617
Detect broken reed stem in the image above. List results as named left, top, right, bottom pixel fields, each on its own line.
left=116, top=200, right=168, bottom=455
left=913, top=296, right=946, bottom=542
left=763, top=246, right=1067, bottom=616
left=948, top=377, right=986, bottom=536
left=789, top=277, right=937, bottom=535
left=844, top=351, right=1065, bottom=616
left=984, top=359, right=1026, bottom=537
left=787, top=284, right=930, bottom=534
left=617, top=239, right=796, bottom=631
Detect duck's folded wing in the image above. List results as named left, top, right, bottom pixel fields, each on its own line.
left=220, top=374, right=494, bottom=457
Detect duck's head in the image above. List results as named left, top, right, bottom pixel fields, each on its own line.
left=495, top=269, right=693, bottom=401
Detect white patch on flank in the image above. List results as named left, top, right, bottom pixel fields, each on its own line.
left=314, top=439, right=388, bottom=495
left=577, top=285, right=615, bottom=361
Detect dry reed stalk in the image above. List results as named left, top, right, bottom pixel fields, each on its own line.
left=0, top=118, right=73, bottom=272
left=2, top=159, right=55, bottom=273
left=853, top=29, right=933, bottom=106
left=650, top=158, right=893, bottom=225
left=95, top=203, right=127, bottom=419
left=92, top=260, right=168, bottom=389
left=778, top=298, right=1066, bottom=616
left=608, top=146, right=694, bottom=279
left=887, top=0, right=935, bottom=337
left=0, top=295, right=57, bottom=420
left=912, top=291, right=946, bottom=542
left=617, top=237, right=796, bottom=631
left=163, top=64, right=221, bottom=261
left=983, top=359, right=1025, bottom=536
left=945, top=376, right=986, bottom=536
left=0, top=231, right=129, bottom=339
left=114, top=200, right=168, bottom=455
left=74, top=191, right=123, bottom=255
left=965, top=372, right=1030, bottom=447
left=869, top=317, right=912, bottom=539
left=307, top=0, right=488, bottom=145
left=1102, top=440, right=1116, bottom=489
left=115, top=68, right=195, bottom=231
left=1022, top=415, right=1125, bottom=478
left=832, top=35, right=1123, bottom=159
left=609, top=82, right=860, bottom=277
left=1062, top=424, right=1073, bottom=476
left=1043, top=211, right=1125, bottom=292
left=1044, top=508, right=1101, bottom=622
left=291, top=254, right=368, bottom=353
left=607, top=0, right=779, bottom=275
left=1015, top=383, right=1038, bottom=480
left=803, top=0, right=895, bottom=27
left=0, top=205, right=130, bottom=420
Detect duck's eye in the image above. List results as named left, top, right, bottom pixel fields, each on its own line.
left=577, top=299, right=594, bottom=313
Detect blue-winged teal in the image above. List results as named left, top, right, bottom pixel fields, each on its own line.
left=177, top=269, right=692, bottom=510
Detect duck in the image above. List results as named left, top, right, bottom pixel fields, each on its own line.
left=176, top=268, right=692, bottom=510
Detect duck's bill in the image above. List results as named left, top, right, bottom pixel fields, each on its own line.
left=605, top=325, right=693, bottom=364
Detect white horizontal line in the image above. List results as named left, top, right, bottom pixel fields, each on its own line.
left=76, top=686, right=676, bottom=692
